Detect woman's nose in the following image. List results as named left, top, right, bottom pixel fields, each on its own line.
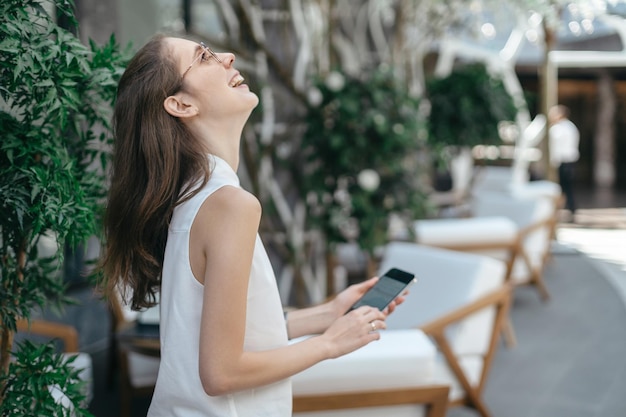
left=219, top=53, right=235, bottom=67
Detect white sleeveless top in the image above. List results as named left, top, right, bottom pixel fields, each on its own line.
left=148, top=155, right=291, bottom=417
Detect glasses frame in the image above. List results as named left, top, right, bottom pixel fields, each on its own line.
left=181, top=42, right=222, bottom=79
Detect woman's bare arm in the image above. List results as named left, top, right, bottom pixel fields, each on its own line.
left=191, top=186, right=386, bottom=396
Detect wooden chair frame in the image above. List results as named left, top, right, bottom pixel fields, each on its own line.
left=16, top=318, right=79, bottom=353
left=418, top=238, right=518, bottom=348
left=426, top=215, right=553, bottom=300
left=419, top=212, right=553, bottom=349
left=544, top=192, right=566, bottom=260
left=16, top=318, right=93, bottom=408
left=293, top=385, right=450, bottom=417
left=419, top=284, right=512, bottom=417
left=427, top=240, right=518, bottom=287
left=107, top=292, right=158, bottom=417
left=513, top=217, right=554, bottom=300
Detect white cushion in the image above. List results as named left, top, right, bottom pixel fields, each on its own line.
left=471, top=191, right=553, bottom=227
left=137, top=304, right=160, bottom=325
left=511, top=180, right=561, bottom=199
left=292, top=329, right=436, bottom=417
left=68, top=353, right=93, bottom=404
left=49, top=352, right=94, bottom=410
left=472, top=193, right=553, bottom=284
left=472, top=166, right=523, bottom=193
left=378, top=243, right=506, bottom=356
left=414, top=216, right=518, bottom=246
left=292, top=329, right=436, bottom=395
left=128, top=352, right=160, bottom=388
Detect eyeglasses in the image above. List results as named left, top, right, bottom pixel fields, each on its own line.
left=181, top=42, right=222, bottom=79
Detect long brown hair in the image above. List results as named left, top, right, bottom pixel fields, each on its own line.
left=101, top=34, right=210, bottom=310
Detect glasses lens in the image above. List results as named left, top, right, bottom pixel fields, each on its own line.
left=200, top=42, right=222, bottom=63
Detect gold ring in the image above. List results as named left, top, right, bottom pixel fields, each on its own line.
left=370, top=322, right=376, bottom=331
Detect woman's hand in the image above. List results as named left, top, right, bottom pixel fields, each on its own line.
left=330, top=277, right=379, bottom=316
left=319, top=306, right=387, bottom=359
left=330, top=276, right=409, bottom=317
left=384, top=288, right=408, bottom=316
left=285, top=276, right=409, bottom=339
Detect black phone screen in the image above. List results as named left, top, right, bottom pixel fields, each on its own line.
left=348, top=268, right=416, bottom=312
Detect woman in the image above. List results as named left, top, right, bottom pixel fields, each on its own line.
left=101, top=35, right=400, bottom=416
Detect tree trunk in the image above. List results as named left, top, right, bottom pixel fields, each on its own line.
left=539, top=19, right=558, bottom=182
left=594, top=70, right=616, bottom=188
left=0, top=324, right=14, bottom=381
left=1, top=242, right=27, bottom=394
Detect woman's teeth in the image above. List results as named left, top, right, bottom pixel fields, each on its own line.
left=230, top=75, right=244, bottom=87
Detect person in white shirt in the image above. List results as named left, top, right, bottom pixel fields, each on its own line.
left=101, top=35, right=405, bottom=417
left=548, top=104, right=580, bottom=218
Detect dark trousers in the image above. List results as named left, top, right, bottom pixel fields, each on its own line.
left=558, top=162, right=576, bottom=213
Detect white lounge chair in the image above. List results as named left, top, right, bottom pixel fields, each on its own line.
left=378, top=242, right=512, bottom=417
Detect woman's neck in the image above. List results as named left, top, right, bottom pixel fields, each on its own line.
left=188, top=119, right=245, bottom=172
left=210, top=146, right=240, bottom=172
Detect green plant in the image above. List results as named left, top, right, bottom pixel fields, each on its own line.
left=297, top=66, right=432, bottom=255
left=426, top=63, right=518, bottom=150
left=1, top=341, right=90, bottom=416
left=0, top=0, right=128, bottom=413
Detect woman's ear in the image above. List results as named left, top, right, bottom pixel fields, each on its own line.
left=163, top=94, right=199, bottom=118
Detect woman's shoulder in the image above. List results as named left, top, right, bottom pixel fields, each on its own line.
left=190, top=185, right=261, bottom=246
left=204, top=185, right=262, bottom=218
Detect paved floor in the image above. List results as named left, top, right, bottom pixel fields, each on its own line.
left=448, top=250, right=626, bottom=417
left=557, top=208, right=626, bottom=308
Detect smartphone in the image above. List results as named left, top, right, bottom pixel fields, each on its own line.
left=347, top=268, right=416, bottom=313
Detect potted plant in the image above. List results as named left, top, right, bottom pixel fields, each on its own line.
left=426, top=63, right=518, bottom=150
left=425, top=62, right=518, bottom=191
left=296, top=66, right=432, bottom=276
left=0, top=0, right=127, bottom=413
